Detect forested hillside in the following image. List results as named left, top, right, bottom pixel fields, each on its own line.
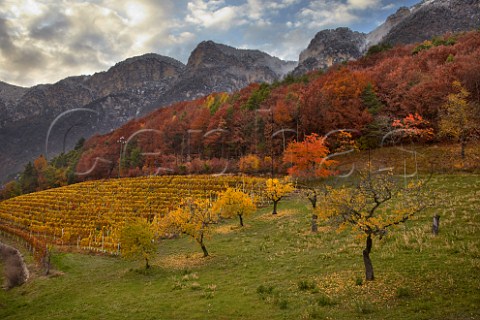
left=75, top=31, right=479, bottom=179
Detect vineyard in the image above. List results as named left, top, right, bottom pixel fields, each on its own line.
left=0, top=175, right=266, bottom=256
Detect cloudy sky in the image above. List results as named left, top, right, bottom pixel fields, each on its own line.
left=0, top=0, right=419, bottom=87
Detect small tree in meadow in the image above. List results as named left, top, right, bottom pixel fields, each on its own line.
left=318, top=170, right=430, bottom=281
left=438, top=81, right=480, bottom=159
left=163, top=198, right=217, bottom=257
left=283, top=132, right=337, bottom=231
left=213, top=188, right=256, bottom=227
left=264, top=178, right=295, bottom=215
left=120, top=219, right=156, bottom=269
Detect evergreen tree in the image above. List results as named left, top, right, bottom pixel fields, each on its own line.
left=20, top=162, right=38, bottom=194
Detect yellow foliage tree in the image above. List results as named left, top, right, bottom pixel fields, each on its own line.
left=439, top=81, right=480, bottom=159
left=318, top=170, right=430, bottom=281
left=213, top=188, right=256, bottom=227
left=264, top=178, right=295, bottom=215
left=239, top=154, right=261, bottom=174
left=163, top=198, right=217, bottom=257
left=120, top=219, right=156, bottom=269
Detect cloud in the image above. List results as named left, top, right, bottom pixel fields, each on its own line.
left=185, top=0, right=302, bottom=31
left=186, top=0, right=239, bottom=30
left=347, top=0, right=381, bottom=9
left=0, top=17, right=47, bottom=84
left=169, top=31, right=195, bottom=44
left=296, top=0, right=382, bottom=29
left=0, top=0, right=185, bottom=86
left=381, top=3, right=396, bottom=10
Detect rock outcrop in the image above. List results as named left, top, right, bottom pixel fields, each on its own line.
left=158, top=41, right=296, bottom=106
left=0, top=242, right=29, bottom=289
left=292, top=27, right=366, bottom=76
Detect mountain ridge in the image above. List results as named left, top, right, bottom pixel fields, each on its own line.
left=293, top=0, right=480, bottom=75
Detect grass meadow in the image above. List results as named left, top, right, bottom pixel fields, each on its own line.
left=1, top=174, right=479, bottom=319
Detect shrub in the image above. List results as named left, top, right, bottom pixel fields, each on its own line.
left=396, top=286, right=412, bottom=298
left=298, top=279, right=317, bottom=291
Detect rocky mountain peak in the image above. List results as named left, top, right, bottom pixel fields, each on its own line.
left=87, top=53, right=185, bottom=98
left=153, top=40, right=296, bottom=106
left=293, top=27, right=366, bottom=76
left=187, top=40, right=296, bottom=73
left=378, top=0, right=480, bottom=45
left=187, top=40, right=240, bottom=69
left=0, top=81, right=27, bottom=103
left=293, top=0, right=480, bottom=76
left=112, top=53, right=184, bottom=69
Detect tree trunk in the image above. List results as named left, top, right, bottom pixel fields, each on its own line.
left=311, top=214, right=318, bottom=233
left=200, top=243, right=209, bottom=257
left=461, top=139, right=466, bottom=159
left=238, top=214, right=244, bottom=227
left=145, top=257, right=150, bottom=269
left=272, top=200, right=278, bottom=215
left=308, top=194, right=317, bottom=209
left=363, top=235, right=374, bottom=281
left=43, top=250, right=51, bottom=276
left=432, top=214, right=440, bottom=235
left=199, top=233, right=208, bottom=257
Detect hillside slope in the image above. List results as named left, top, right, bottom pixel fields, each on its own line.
left=0, top=45, right=294, bottom=182
left=75, top=31, right=480, bottom=180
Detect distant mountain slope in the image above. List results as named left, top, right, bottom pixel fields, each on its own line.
left=0, top=81, right=28, bottom=127
left=0, top=53, right=186, bottom=181
left=294, top=0, right=480, bottom=75
left=381, top=0, right=480, bottom=45
left=0, top=45, right=295, bottom=182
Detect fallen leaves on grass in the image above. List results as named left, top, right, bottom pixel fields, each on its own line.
left=157, top=253, right=211, bottom=269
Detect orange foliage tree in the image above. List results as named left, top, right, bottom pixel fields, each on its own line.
left=283, top=133, right=339, bottom=232
left=239, top=154, right=261, bottom=174
left=283, top=133, right=336, bottom=179
left=391, top=113, right=435, bottom=143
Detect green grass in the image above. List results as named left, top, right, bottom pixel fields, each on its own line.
left=1, top=174, right=479, bottom=319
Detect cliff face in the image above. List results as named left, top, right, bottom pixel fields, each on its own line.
left=0, top=46, right=295, bottom=181
left=366, top=6, right=412, bottom=47
left=0, top=82, right=28, bottom=128
left=4, top=54, right=185, bottom=127
left=294, top=0, right=480, bottom=75
left=157, top=41, right=296, bottom=106
left=0, top=53, right=186, bottom=181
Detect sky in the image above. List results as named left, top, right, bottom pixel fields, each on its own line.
left=0, top=0, right=420, bottom=87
